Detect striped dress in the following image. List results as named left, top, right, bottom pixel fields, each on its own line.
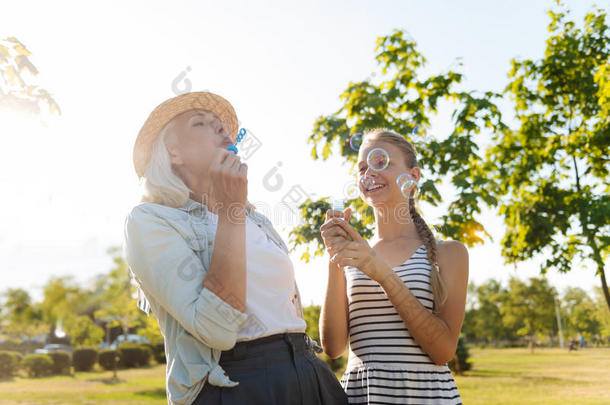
left=340, top=244, right=462, bottom=405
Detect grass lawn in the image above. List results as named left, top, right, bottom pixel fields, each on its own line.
left=0, top=348, right=609, bottom=404
left=0, top=365, right=167, bottom=405
left=454, top=347, right=610, bottom=405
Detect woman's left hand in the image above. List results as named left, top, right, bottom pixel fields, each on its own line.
left=322, top=219, right=390, bottom=282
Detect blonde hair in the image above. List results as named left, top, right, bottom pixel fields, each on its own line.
left=139, top=120, right=192, bottom=208
left=362, top=128, right=448, bottom=313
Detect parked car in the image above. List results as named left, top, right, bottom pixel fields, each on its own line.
left=34, top=344, right=72, bottom=354
left=109, top=334, right=150, bottom=349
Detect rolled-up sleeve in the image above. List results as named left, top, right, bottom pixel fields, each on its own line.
left=123, top=205, right=248, bottom=351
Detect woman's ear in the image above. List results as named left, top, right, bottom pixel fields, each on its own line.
left=411, top=167, right=421, bottom=183
left=164, top=129, right=184, bottom=166
left=166, top=144, right=184, bottom=166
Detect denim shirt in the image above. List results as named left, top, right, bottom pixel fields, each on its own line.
left=122, top=198, right=304, bottom=405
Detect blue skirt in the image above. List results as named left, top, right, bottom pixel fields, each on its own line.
left=193, top=332, right=348, bottom=405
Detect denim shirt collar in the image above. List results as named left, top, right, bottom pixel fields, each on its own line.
left=178, top=198, right=209, bottom=216
left=179, top=198, right=256, bottom=218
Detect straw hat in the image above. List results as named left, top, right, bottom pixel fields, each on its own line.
left=133, top=91, right=239, bottom=178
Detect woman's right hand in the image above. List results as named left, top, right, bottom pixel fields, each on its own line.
left=320, top=208, right=352, bottom=358
left=209, top=149, right=248, bottom=213
left=320, top=208, right=352, bottom=258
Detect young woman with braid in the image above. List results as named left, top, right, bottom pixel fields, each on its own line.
left=319, top=129, right=468, bottom=404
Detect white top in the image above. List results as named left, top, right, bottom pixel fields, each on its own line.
left=207, top=212, right=306, bottom=341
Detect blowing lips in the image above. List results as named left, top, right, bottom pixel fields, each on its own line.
left=221, top=137, right=234, bottom=148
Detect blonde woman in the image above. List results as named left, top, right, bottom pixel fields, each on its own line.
left=123, top=92, right=347, bottom=405
left=319, top=129, right=468, bottom=404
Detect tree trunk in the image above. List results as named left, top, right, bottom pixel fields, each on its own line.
left=529, top=335, right=535, bottom=353
left=571, top=155, right=610, bottom=312
left=599, top=266, right=610, bottom=314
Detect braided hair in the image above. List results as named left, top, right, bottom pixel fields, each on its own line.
left=362, top=129, right=448, bottom=313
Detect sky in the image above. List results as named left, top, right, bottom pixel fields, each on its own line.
left=0, top=0, right=607, bottom=305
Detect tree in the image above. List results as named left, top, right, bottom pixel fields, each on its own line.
left=290, top=29, right=504, bottom=262
left=501, top=277, right=557, bottom=352
left=463, top=280, right=516, bottom=344
left=63, top=315, right=104, bottom=347
left=303, top=304, right=321, bottom=344
left=562, top=287, right=601, bottom=340
left=488, top=2, right=610, bottom=311
left=460, top=283, right=478, bottom=341
left=138, top=312, right=164, bottom=344
left=289, top=3, right=609, bottom=316
left=0, top=288, right=47, bottom=341
left=593, top=287, right=610, bottom=340
left=40, top=276, right=86, bottom=341
left=94, top=247, right=146, bottom=342
left=0, top=37, right=60, bottom=115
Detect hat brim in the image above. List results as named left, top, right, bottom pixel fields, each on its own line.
left=133, top=91, right=238, bottom=178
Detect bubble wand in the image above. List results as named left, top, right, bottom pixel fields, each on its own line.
left=227, top=128, right=247, bottom=154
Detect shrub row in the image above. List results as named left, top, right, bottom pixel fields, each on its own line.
left=98, top=343, right=155, bottom=370
left=0, top=343, right=164, bottom=377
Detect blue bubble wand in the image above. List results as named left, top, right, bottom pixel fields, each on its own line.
left=227, top=128, right=247, bottom=154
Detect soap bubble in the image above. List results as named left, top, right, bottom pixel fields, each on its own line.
left=366, top=148, right=390, bottom=172
left=401, top=182, right=418, bottom=199
left=397, top=173, right=418, bottom=199
left=343, top=180, right=360, bottom=199
left=360, top=174, right=376, bottom=189
left=396, top=173, right=412, bottom=188
left=349, top=133, right=363, bottom=151
left=411, top=124, right=435, bottom=142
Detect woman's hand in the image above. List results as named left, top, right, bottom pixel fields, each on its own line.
left=320, top=208, right=352, bottom=257
left=209, top=149, right=248, bottom=215
left=321, top=218, right=391, bottom=283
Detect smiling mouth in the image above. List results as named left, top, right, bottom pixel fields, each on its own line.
left=366, top=184, right=386, bottom=194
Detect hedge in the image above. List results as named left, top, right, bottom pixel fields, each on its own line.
left=118, top=343, right=151, bottom=368
left=73, top=348, right=98, bottom=372
left=98, top=349, right=119, bottom=371
left=47, top=350, right=71, bottom=375
left=23, top=354, right=53, bottom=377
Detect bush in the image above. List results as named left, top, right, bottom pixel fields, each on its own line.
left=448, top=337, right=472, bottom=374
left=151, top=342, right=166, bottom=364
left=72, top=348, right=98, bottom=372
left=47, top=350, right=71, bottom=375
left=98, top=349, right=119, bottom=371
left=23, top=354, right=53, bottom=377
left=118, top=343, right=151, bottom=368
left=0, top=351, right=23, bottom=378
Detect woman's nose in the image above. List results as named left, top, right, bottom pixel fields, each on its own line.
left=364, top=167, right=378, bottom=178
